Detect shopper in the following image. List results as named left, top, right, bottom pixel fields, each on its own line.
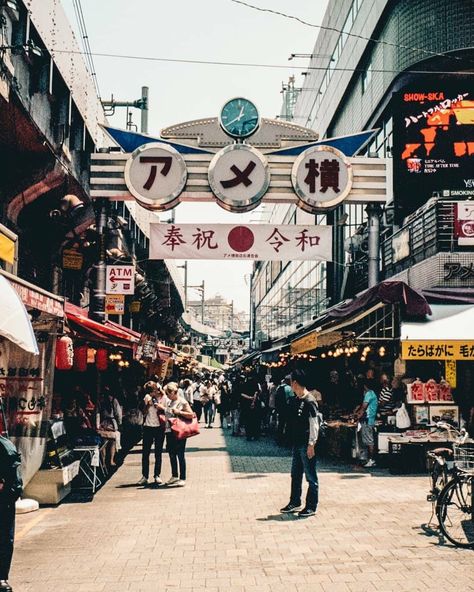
left=356, top=378, right=379, bottom=468
left=275, top=376, right=293, bottom=445
left=0, top=434, right=23, bottom=592
left=97, top=388, right=123, bottom=467
left=164, top=382, right=194, bottom=486
left=191, top=377, right=203, bottom=421
left=138, top=381, right=167, bottom=486
left=240, top=375, right=261, bottom=441
left=378, top=373, right=395, bottom=416
left=201, top=380, right=215, bottom=428
left=280, top=369, right=320, bottom=518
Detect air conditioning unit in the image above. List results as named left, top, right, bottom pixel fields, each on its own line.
left=344, top=234, right=368, bottom=254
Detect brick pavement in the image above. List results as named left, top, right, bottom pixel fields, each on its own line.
left=12, top=427, right=474, bottom=592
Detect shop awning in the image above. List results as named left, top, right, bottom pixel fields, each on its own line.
left=401, top=305, right=474, bottom=360
left=65, top=303, right=140, bottom=349
left=261, top=344, right=289, bottom=362
left=231, top=350, right=261, bottom=366
left=0, top=275, right=39, bottom=354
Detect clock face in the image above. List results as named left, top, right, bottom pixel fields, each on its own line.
left=220, top=98, right=260, bottom=139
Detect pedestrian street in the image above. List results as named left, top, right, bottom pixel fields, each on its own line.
left=13, top=428, right=474, bottom=592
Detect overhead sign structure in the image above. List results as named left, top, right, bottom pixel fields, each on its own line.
left=106, top=265, right=135, bottom=295
left=150, top=223, right=332, bottom=262
left=401, top=340, right=474, bottom=361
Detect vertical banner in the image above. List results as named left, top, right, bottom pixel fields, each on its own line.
left=445, top=360, right=457, bottom=388
left=0, top=334, right=55, bottom=485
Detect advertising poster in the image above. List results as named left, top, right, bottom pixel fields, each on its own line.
left=393, top=80, right=474, bottom=221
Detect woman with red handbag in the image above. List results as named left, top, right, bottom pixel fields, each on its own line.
left=164, top=382, right=194, bottom=487
left=138, top=381, right=168, bottom=486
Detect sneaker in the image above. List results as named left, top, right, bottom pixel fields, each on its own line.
left=0, top=580, right=12, bottom=592
left=176, top=480, right=186, bottom=487
left=137, top=476, right=148, bottom=486
left=166, top=476, right=179, bottom=486
left=280, top=503, right=301, bottom=513
left=154, top=476, right=163, bottom=485
left=298, top=508, right=316, bottom=518
left=364, top=459, right=376, bottom=468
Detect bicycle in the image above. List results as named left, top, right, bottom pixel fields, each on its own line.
left=429, top=422, right=474, bottom=548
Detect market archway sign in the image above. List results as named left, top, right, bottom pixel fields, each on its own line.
left=92, top=98, right=391, bottom=219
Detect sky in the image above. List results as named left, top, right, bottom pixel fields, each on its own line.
left=63, top=0, right=329, bottom=312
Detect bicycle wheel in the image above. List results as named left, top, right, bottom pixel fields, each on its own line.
left=437, top=475, right=474, bottom=548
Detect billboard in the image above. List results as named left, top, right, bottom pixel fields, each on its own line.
left=393, top=81, right=474, bottom=221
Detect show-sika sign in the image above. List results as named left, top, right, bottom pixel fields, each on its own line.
left=149, top=223, right=332, bottom=261
left=106, top=265, right=135, bottom=295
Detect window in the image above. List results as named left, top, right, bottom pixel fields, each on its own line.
left=361, top=61, right=372, bottom=94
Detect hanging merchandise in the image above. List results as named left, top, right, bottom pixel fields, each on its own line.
left=73, top=345, right=88, bottom=372
left=96, top=348, right=108, bottom=371
left=55, top=336, right=74, bottom=370
left=425, top=378, right=440, bottom=403
left=395, top=403, right=411, bottom=429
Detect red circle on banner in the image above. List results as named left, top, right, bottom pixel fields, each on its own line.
left=227, top=226, right=254, bottom=252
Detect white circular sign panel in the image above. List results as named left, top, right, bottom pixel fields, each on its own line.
left=291, top=145, right=353, bottom=212
left=208, top=144, right=270, bottom=213
left=124, top=142, right=187, bottom=212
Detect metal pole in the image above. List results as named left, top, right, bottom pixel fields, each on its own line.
left=141, top=86, right=149, bottom=134
left=366, top=204, right=382, bottom=288
left=201, top=280, right=205, bottom=324
left=184, top=261, right=188, bottom=312
left=91, top=198, right=109, bottom=322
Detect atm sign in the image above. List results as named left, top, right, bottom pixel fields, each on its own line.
left=106, top=265, right=135, bottom=295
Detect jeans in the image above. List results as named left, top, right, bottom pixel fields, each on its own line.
left=0, top=501, right=15, bottom=580
left=204, top=401, right=214, bottom=426
left=166, top=432, right=187, bottom=480
left=142, top=426, right=165, bottom=479
left=290, top=445, right=319, bottom=511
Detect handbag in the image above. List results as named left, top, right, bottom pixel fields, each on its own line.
left=169, top=413, right=200, bottom=440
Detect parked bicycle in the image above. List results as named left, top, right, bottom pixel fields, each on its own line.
left=426, top=422, right=474, bottom=548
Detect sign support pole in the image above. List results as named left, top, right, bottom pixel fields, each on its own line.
left=367, top=203, right=382, bottom=288
left=91, top=198, right=109, bottom=322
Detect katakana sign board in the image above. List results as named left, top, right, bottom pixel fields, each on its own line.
left=402, top=340, right=474, bottom=360
left=291, top=145, right=352, bottom=212
left=106, top=265, right=135, bottom=295
left=208, top=144, right=270, bottom=212
left=149, top=223, right=332, bottom=261
left=124, top=142, right=187, bottom=211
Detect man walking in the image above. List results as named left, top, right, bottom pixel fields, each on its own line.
left=0, top=434, right=23, bottom=592
left=355, top=378, right=378, bottom=468
left=280, top=369, right=320, bottom=518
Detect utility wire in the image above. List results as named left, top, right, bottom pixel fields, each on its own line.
left=230, top=0, right=468, bottom=66
left=71, top=0, right=101, bottom=99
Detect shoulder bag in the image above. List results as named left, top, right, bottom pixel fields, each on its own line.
left=169, top=413, right=200, bottom=440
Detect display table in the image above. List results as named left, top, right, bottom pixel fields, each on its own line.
left=324, top=422, right=357, bottom=460
left=24, top=460, right=80, bottom=505
left=73, top=445, right=103, bottom=494
left=387, top=435, right=453, bottom=474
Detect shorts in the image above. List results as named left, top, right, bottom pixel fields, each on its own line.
left=361, top=424, right=375, bottom=447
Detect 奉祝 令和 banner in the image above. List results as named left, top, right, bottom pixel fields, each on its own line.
left=150, top=223, right=332, bottom=261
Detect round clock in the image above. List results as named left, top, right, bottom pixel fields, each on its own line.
left=219, top=97, right=260, bottom=139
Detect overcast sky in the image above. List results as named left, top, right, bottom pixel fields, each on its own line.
left=63, top=0, right=329, bottom=312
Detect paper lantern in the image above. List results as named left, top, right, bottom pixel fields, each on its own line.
left=55, top=336, right=74, bottom=370
left=73, top=345, right=88, bottom=372
left=96, top=348, right=108, bottom=371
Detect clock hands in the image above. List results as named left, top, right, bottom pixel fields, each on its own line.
left=225, top=106, right=245, bottom=127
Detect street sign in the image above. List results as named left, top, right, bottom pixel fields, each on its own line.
left=106, top=265, right=135, bottom=295
left=105, top=294, right=125, bottom=315
left=291, top=145, right=352, bottom=212
left=150, top=223, right=332, bottom=261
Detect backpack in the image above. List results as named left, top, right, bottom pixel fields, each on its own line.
left=0, top=436, right=23, bottom=502
left=308, top=401, right=327, bottom=443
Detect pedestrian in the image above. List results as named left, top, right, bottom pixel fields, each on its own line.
left=138, top=381, right=167, bottom=486
left=201, top=380, right=215, bottom=428
left=218, top=380, right=231, bottom=428
left=280, top=369, right=320, bottom=518
left=191, top=376, right=203, bottom=421
left=0, top=434, right=23, bottom=592
left=275, top=376, right=294, bottom=445
left=97, top=388, right=123, bottom=468
left=240, top=375, right=261, bottom=441
left=164, top=382, right=194, bottom=487
left=355, top=378, right=378, bottom=468
left=182, top=379, right=193, bottom=406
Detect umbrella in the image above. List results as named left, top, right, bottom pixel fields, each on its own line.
left=0, top=275, right=39, bottom=354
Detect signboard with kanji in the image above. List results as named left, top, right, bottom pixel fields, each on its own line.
left=106, top=265, right=135, bottom=295
left=150, top=223, right=332, bottom=261
left=454, top=202, right=474, bottom=246
left=402, top=340, right=474, bottom=360
left=62, top=248, right=83, bottom=270
left=105, top=294, right=125, bottom=315
left=291, top=145, right=352, bottom=212
left=291, top=331, right=318, bottom=354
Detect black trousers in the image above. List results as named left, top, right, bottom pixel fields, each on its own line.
left=0, top=500, right=15, bottom=580
left=192, top=401, right=203, bottom=421
left=142, top=426, right=165, bottom=479
left=166, top=432, right=187, bottom=480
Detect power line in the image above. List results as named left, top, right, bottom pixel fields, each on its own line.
left=71, top=0, right=101, bottom=99
left=31, top=48, right=474, bottom=76
left=229, top=0, right=468, bottom=65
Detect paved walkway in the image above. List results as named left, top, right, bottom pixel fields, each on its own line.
left=13, top=427, right=474, bottom=592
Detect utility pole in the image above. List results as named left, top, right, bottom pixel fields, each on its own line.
left=90, top=198, right=109, bottom=322
left=201, top=280, right=205, bottom=324
left=366, top=203, right=382, bottom=288
left=140, top=86, right=149, bottom=133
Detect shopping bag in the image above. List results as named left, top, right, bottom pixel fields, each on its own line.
left=169, top=414, right=200, bottom=440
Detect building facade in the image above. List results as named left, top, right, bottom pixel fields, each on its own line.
left=252, top=0, right=474, bottom=348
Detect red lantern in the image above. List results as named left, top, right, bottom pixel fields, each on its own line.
left=96, top=348, right=108, bottom=371
left=55, top=336, right=74, bottom=370
left=73, top=345, right=88, bottom=372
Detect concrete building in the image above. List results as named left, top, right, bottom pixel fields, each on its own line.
left=251, top=0, right=474, bottom=348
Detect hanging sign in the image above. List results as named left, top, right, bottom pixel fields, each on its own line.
left=445, top=360, right=457, bottom=388
left=105, top=294, right=125, bottom=315
left=454, top=202, right=474, bottom=246
left=150, top=223, right=332, bottom=261
left=291, top=331, right=318, bottom=354
left=106, top=265, right=135, bottom=295
left=62, top=248, right=83, bottom=270
left=402, top=340, right=474, bottom=360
